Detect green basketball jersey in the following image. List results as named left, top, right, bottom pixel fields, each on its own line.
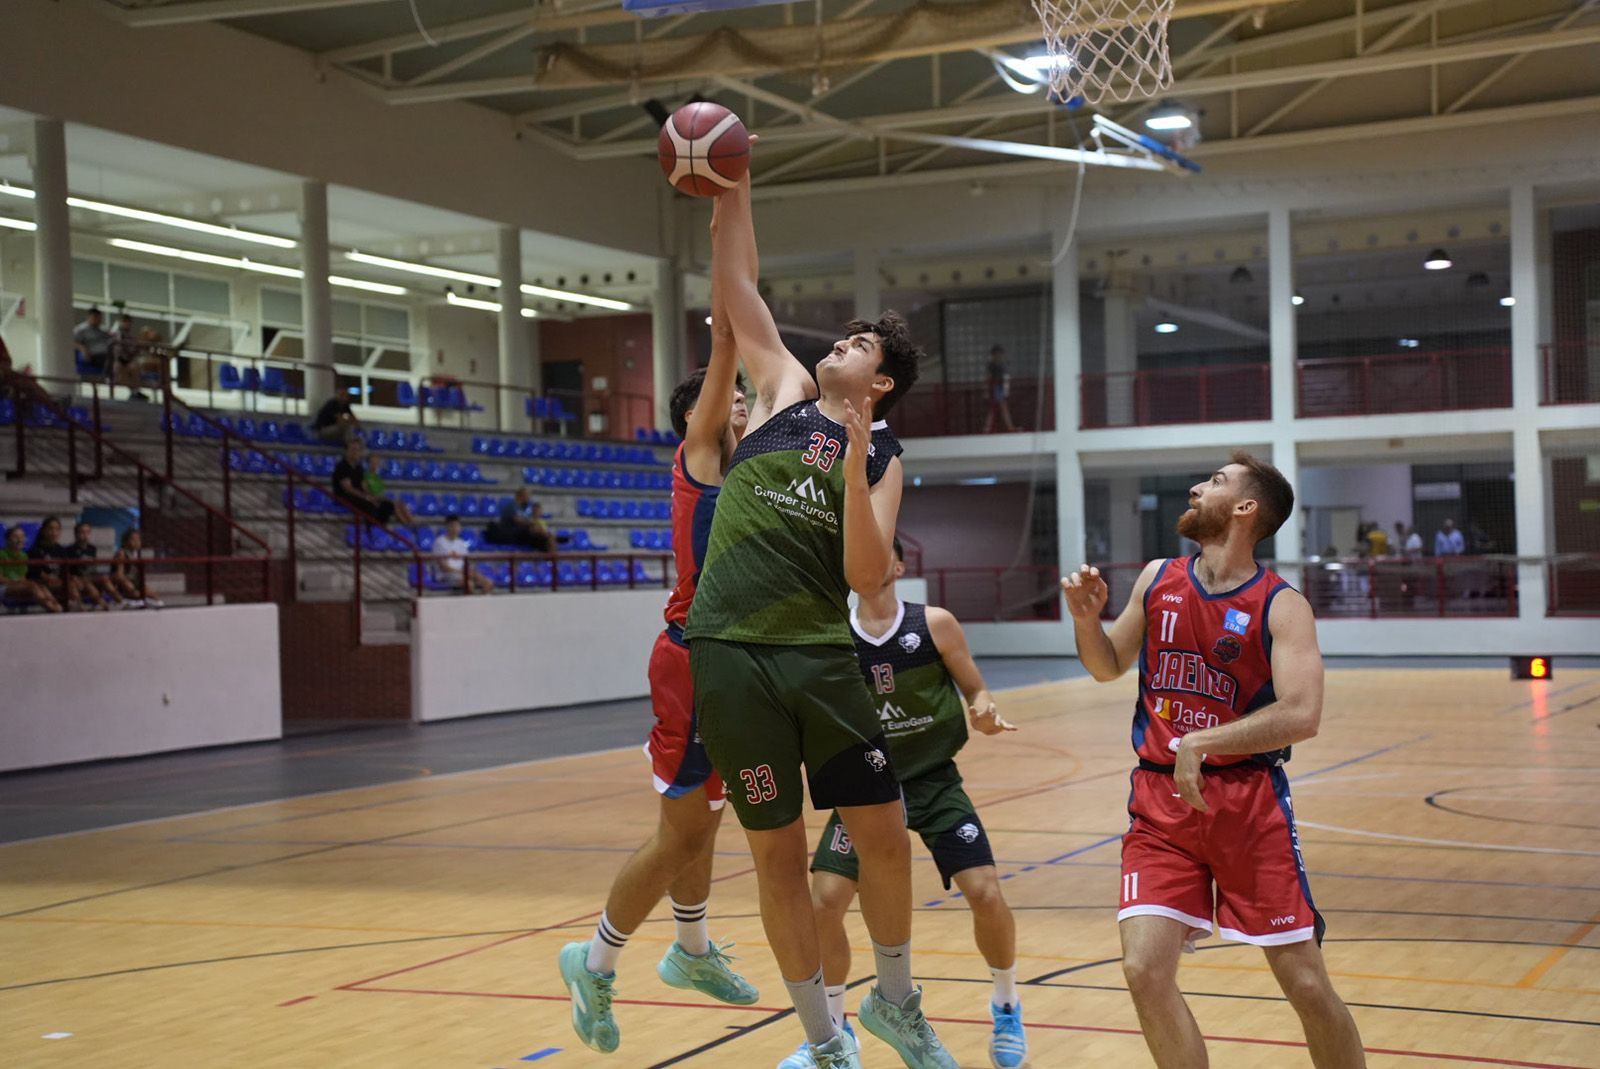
left=684, top=400, right=903, bottom=648
left=852, top=600, right=968, bottom=780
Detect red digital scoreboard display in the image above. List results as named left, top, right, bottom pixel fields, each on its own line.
left=1511, top=656, right=1553, bottom=680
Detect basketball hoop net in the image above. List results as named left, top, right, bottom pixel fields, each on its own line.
left=1031, top=0, right=1175, bottom=105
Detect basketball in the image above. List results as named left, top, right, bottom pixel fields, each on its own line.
left=657, top=101, right=751, bottom=197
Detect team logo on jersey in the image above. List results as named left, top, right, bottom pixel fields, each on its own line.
left=1213, top=633, right=1243, bottom=664
left=786, top=475, right=828, bottom=505
left=898, top=632, right=921, bottom=652
left=878, top=700, right=908, bottom=721
left=864, top=748, right=889, bottom=772
left=1149, top=649, right=1239, bottom=709
left=1223, top=608, right=1251, bottom=635
left=955, top=823, right=981, bottom=844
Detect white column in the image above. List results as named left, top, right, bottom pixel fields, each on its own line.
left=1102, top=289, right=1137, bottom=426
left=1509, top=182, right=1548, bottom=620
left=853, top=247, right=881, bottom=320
left=651, top=258, right=685, bottom=430
left=299, top=180, right=335, bottom=406
left=1108, top=476, right=1142, bottom=563
left=30, top=119, right=73, bottom=380
left=1268, top=207, right=1302, bottom=567
left=1053, top=231, right=1084, bottom=580
left=495, top=226, right=529, bottom=431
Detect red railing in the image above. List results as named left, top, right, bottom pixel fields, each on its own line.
left=1548, top=555, right=1600, bottom=616
left=407, top=550, right=673, bottom=596
left=1081, top=363, right=1270, bottom=429
left=1540, top=342, right=1599, bottom=405
left=891, top=377, right=1055, bottom=438
left=923, top=565, right=1061, bottom=622
left=1297, top=348, right=1511, bottom=418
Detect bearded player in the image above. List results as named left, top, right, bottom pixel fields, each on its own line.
left=684, top=155, right=955, bottom=1069
left=558, top=270, right=756, bottom=1053
left=778, top=538, right=1027, bottom=1069
left=1061, top=451, right=1366, bottom=1069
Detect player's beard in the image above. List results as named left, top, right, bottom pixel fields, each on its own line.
left=1176, top=498, right=1229, bottom=542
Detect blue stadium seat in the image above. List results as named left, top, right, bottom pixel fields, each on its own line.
left=439, top=493, right=461, bottom=515
left=418, top=494, right=440, bottom=517
left=460, top=496, right=481, bottom=518
left=575, top=498, right=593, bottom=518
left=415, top=528, right=436, bottom=552
left=426, top=463, right=447, bottom=482
left=399, top=492, right=420, bottom=515
left=465, top=464, right=492, bottom=484
left=242, top=367, right=263, bottom=392
left=558, top=561, right=579, bottom=586
left=444, top=463, right=465, bottom=483
left=472, top=436, right=490, bottom=455
left=630, top=530, right=647, bottom=549
left=523, top=466, right=542, bottom=485
left=367, top=430, right=389, bottom=449
left=280, top=421, right=308, bottom=444
left=633, top=561, right=652, bottom=584
left=219, top=364, right=243, bottom=390
left=345, top=525, right=359, bottom=548
left=398, top=382, right=419, bottom=408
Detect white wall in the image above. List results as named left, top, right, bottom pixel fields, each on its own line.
left=412, top=590, right=668, bottom=721
left=1298, top=463, right=1414, bottom=529
left=0, top=604, right=282, bottom=771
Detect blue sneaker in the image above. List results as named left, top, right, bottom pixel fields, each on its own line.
left=557, top=941, right=620, bottom=1053
left=989, top=1001, right=1027, bottom=1068
left=777, top=1021, right=856, bottom=1068
left=657, top=941, right=760, bottom=1005
left=808, top=1026, right=863, bottom=1069
left=858, top=986, right=957, bottom=1069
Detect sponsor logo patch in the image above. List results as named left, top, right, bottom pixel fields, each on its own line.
left=1223, top=608, right=1251, bottom=635
left=955, top=822, right=980, bottom=844
left=864, top=749, right=888, bottom=772
left=1212, top=633, right=1242, bottom=664
left=898, top=632, right=921, bottom=652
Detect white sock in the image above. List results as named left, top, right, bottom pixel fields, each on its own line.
left=991, top=965, right=1019, bottom=1010
left=784, top=969, right=837, bottom=1048
left=586, top=911, right=628, bottom=975
left=872, top=940, right=913, bottom=1005
left=825, top=984, right=847, bottom=1029
left=671, top=898, right=710, bottom=956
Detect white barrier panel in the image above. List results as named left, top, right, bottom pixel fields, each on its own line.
left=0, top=604, right=282, bottom=772
left=412, top=591, right=669, bottom=721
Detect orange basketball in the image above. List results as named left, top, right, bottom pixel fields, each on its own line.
left=657, top=102, right=751, bottom=197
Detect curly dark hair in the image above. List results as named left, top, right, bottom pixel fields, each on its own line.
left=1230, top=450, right=1295, bottom=543
left=668, top=369, right=709, bottom=439
left=843, top=310, right=922, bottom=417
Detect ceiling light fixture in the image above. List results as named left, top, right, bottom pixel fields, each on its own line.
left=1423, top=248, right=1453, bottom=270
left=1230, top=265, right=1253, bottom=285
left=1466, top=271, right=1490, bottom=288
left=1291, top=292, right=1305, bottom=306
left=0, top=216, right=37, bottom=232
left=992, top=51, right=1058, bottom=94
left=447, top=291, right=537, bottom=318
left=109, top=238, right=406, bottom=295
left=1500, top=296, right=1516, bottom=307
left=4, top=182, right=295, bottom=248
left=1154, top=322, right=1180, bottom=334
left=520, top=281, right=632, bottom=312
left=347, top=250, right=629, bottom=310
left=1144, top=102, right=1195, bottom=132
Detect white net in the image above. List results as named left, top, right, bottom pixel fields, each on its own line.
left=1031, top=0, right=1175, bottom=106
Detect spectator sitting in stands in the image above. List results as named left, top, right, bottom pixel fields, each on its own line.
left=363, top=452, right=417, bottom=525
left=73, top=307, right=114, bottom=380
left=29, top=515, right=100, bottom=611
left=485, top=487, right=554, bottom=552
left=434, top=514, right=493, bottom=595
left=332, top=439, right=408, bottom=528
left=110, top=313, right=158, bottom=400
left=65, top=521, right=127, bottom=609
left=1396, top=522, right=1422, bottom=558
left=313, top=392, right=361, bottom=445
left=1435, top=518, right=1465, bottom=556
left=111, top=528, right=162, bottom=609
left=2, top=524, right=61, bottom=612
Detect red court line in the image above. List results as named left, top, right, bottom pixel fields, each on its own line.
left=332, top=865, right=757, bottom=991
left=928, top=1015, right=1594, bottom=1068
left=276, top=995, right=315, bottom=1007
left=350, top=986, right=785, bottom=1013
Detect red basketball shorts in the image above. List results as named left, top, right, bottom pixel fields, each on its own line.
left=645, top=629, right=724, bottom=809
left=1118, top=764, right=1323, bottom=946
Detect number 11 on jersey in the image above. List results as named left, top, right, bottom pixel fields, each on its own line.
left=1158, top=610, right=1178, bottom=643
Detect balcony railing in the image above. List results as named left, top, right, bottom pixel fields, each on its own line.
left=1541, top=342, right=1599, bottom=405
left=1548, top=555, right=1600, bottom=616
left=922, top=565, right=1061, bottom=622
left=892, top=378, right=1055, bottom=438
left=1081, top=363, right=1270, bottom=429
left=1297, top=348, right=1510, bottom=418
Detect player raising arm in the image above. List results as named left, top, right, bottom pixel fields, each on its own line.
left=1062, top=451, right=1366, bottom=1069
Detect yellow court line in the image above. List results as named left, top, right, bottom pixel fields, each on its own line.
left=1515, top=908, right=1600, bottom=988
left=0, top=915, right=473, bottom=936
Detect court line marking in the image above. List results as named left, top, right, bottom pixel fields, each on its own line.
left=1296, top=820, right=1600, bottom=857
left=1516, top=908, right=1600, bottom=989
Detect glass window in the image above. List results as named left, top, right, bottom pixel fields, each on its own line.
left=364, top=304, right=409, bottom=342
left=174, top=274, right=230, bottom=315
left=332, top=299, right=361, bottom=335
left=261, top=287, right=302, bottom=327
left=72, top=257, right=106, bottom=300
left=108, top=264, right=170, bottom=307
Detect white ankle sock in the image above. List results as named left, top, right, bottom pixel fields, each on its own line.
left=825, top=984, right=847, bottom=1029
left=671, top=898, right=710, bottom=956
left=586, top=911, right=628, bottom=975
left=991, top=965, right=1019, bottom=1010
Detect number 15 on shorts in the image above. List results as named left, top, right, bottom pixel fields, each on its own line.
left=1122, top=871, right=1140, bottom=903
left=740, top=765, right=777, bottom=805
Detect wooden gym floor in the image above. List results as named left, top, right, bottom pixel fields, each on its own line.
left=2, top=665, right=1598, bottom=1068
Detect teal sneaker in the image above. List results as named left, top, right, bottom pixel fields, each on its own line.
left=858, top=986, right=958, bottom=1069
left=989, top=1001, right=1027, bottom=1068
left=808, top=1027, right=863, bottom=1069
left=777, top=1020, right=856, bottom=1068
left=657, top=940, right=760, bottom=1005
left=557, top=941, right=620, bottom=1053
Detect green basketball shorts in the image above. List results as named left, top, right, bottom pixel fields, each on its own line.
left=811, top=761, right=994, bottom=889
left=690, top=637, right=901, bottom=831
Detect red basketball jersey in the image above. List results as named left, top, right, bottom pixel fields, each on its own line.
left=663, top=443, right=721, bottom=630
left=1135, top=556, right=1294, bottom=769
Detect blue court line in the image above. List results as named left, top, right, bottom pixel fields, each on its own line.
left=1498, top=677, right=1600, bottom=713
left=923, top=833, right=1123, bottom=907
left=521, top=1050, right=561, bottom=1061
left=1289, top=733, right=1431, bottom=782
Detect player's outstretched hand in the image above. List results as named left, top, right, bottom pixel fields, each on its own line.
left=969, top=690, right=1018, bottom=735
left=1060, top=564, right=1109, bottom=621
left=842, top=397, right=872, bottom=488
left=1174, top=738, right=1210, bottom=813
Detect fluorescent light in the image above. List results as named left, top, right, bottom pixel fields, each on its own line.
left=1398, top=338, right=1420, bottom=348
left=1154, top=322, right=1179, bottom=334
left=520, top=281, right=632, bottom=312
left=704, top=315, right=713, bottom=325
left=346, top=250, right=497, bottom=287
left=0, top=184, right=36, bottom=200
left=1291, top=293, right=1305, bottom=306
left=1000, top=53, right=1059, bottom=79
left=1500, top=296, right=1516, bottom=307
left=1145, top=102, right=1194, bottom=132
left=70, top=195, right=295, bottom=248
left=109, top=238, right=407, bottom=295
left=447, top=290, right=536, bottom=318
left=958, top=477, right=998, bottom=486
left=1423, top=248, right=1452, bottom=270
left=0, top=216, right=36, bottom=232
